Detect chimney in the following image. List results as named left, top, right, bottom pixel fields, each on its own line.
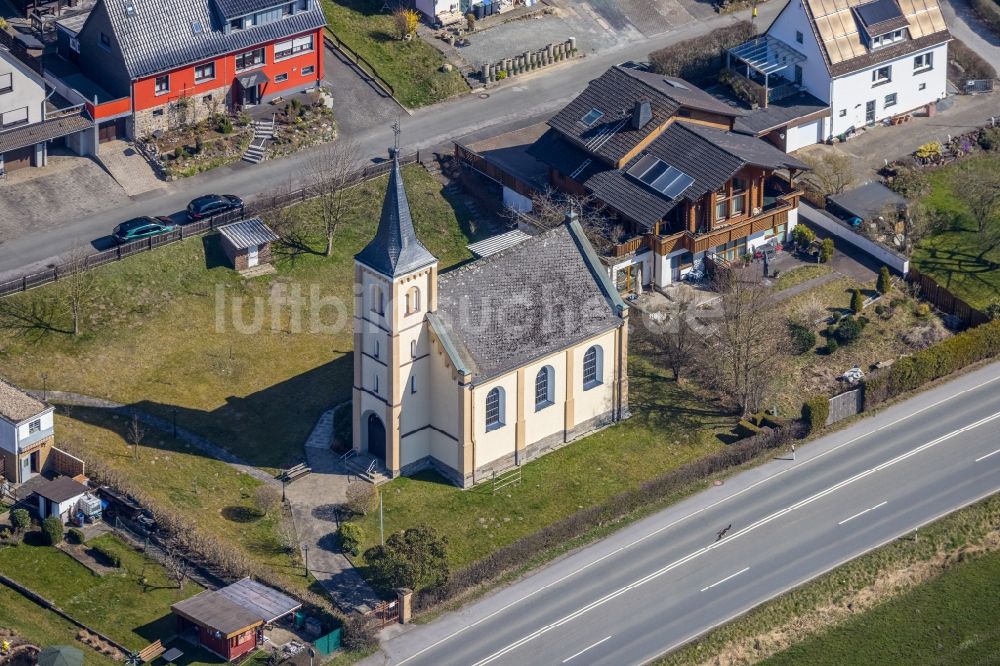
left=631, top=100, right=652, bottom=130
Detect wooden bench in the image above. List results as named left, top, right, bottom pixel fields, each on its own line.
left=137, top=639, right=165, bottom=663
left=277, top=463, right=311, bottom=482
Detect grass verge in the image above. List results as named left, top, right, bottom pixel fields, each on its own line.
left=772, top=263, right=830, bottom=291
left=655, top=493, right=1000, bottom=666
left=321, top=0, right=468, bottom=107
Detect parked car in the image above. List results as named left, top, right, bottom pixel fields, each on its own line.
left=186, top=194, right=243, bottom=221
left=112, top=216, right=177, bottom=244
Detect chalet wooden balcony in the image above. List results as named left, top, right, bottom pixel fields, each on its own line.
left=608, top=190, right=802, bottom=258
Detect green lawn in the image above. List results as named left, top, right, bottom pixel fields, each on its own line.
left=0, top=166, right=475, bottom=598
left=910, top=154, right=1000, bottom=309
left=0, top=533, right=203, bottom=651
left=0, top=585, right=119, bottom=665
left=322, top=0, right=468, bottom=107
left=763, top=548, right=1000, bottom=665
left=772, top=263, right=831, bottom=291
left=351, top=347, right=735, bottom=573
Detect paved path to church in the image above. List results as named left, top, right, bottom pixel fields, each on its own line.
left=283, top=406, right=383, bottom=613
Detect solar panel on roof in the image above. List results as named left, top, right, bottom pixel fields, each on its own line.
left=855, top=0, right=904, bottom=26
left=626, top=155, right=694, bottom=199
left=124, top=0, right=136, bottom=16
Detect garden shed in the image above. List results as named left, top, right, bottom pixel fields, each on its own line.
left=826, top=182, right=907, bottom=226
left=32, top=476, right=90, bottom=523
left=217, top=218, right=279, bottom=271
left=171, top=578, right=301, bottom=661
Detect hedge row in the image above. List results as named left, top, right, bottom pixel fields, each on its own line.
left=648, top=21, right=757, bottom=84
left=413, top=421, right=805, bottom=612
left=802, top=396, right=830, bottom=434
left=864, top=319, right=1000, bottom=408
left=91, top=542, right=121, bottom=568
left=949, top=39, right=998, bottom=81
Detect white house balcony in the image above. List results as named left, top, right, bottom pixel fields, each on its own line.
left=725, top=35, right=809, bottom=108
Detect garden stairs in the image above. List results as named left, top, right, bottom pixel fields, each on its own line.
left=242, top=116, right=274, bottom=164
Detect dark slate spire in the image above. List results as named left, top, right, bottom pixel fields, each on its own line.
left=355, top=147, right=437, bottom=278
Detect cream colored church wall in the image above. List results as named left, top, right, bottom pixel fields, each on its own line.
left=521, top=351, right=568, bottom=445
left=570, top=329, right=617, bottom=425
left=472, top=372, right=519, bottom=468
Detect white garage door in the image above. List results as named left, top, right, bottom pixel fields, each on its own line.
left=786, top=119, right=823, bottom=152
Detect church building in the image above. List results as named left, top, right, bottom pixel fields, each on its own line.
left=352, top=148, right=630, bottom=488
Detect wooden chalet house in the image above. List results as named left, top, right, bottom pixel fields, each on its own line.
left=524, top=65, right=809, bottom=291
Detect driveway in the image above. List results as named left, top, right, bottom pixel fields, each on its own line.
left=323, top=43, right=404, bottom=137
left=795, top=92, right=1000, bottom=183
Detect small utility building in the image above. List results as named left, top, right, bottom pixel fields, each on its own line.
left=171, top=578, right=301, bottom=661
left=33, top=477, right=91, bottom=523
left=218, top=218, right=279, bottom=271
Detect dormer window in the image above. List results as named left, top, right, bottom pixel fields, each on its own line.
left=580, top=108, right=604, bottom=126
left=871, top=28, right=905, bottom=49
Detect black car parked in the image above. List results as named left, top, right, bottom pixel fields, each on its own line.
left=185, top=193, right=243, bottom=221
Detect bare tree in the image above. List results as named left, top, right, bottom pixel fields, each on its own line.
left=954, top=162, right=1000, bottom=258
left=163, top=543, right=189, bottom=590
left=311, top=140, right=361, bottom=257
left=802, top=153, right=855, bottom=196
left=705, top=274, right=785, bottom=417
left=871, top=201, right=935, bottom=256
left=263, top=176, right=315, bottom=259
left=655, top=285, right=702, bottom=382
left=127, top=412, right=146, bottom=461
left=61, top=246, right=100, bottom=336
left=255, top=485, right=281, bottom=516
left=520, top=188, right=624, bottom=254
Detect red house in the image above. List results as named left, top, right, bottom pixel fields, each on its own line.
left=55, top=0, right=326, bottom=141
left=171, top=578, right=301, bottom=662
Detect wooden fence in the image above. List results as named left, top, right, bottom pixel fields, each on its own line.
left=906, top=268, right=990, bottom=327
left=0, top=152, right=420, bottom=299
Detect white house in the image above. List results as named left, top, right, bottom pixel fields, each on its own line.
left=352, top=147, right=629, bottom=488
left=0, top=47, right=94, bottom=173
left=0, top=378, right=55, bottom=484
left=728, top=0, right=950, bottom=150
left=33, top=476, right=91, bottom=523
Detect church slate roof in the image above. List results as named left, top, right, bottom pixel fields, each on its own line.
left=355, top=150, right=438, bottom=278
left=98, top=0, right=326, bottom=80
left=434, top=218, right=625, bottom=383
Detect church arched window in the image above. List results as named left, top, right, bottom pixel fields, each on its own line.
left=535, top=366, right=554, bottom=410
left=583, top=346, right=603, bottom=389
left=485, top=387, right=505, bottom=430
left=405, top=286, right=421, bottom=314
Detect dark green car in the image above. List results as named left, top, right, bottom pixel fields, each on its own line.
left=112, top=216, right=177, bottom=244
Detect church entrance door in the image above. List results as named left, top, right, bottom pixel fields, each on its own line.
left=367, top=413, right=386, bottom=461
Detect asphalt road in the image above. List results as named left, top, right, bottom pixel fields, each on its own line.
left=0, top=3, right=783, bottom=280
left=364, top=361, right=1000, bottom=666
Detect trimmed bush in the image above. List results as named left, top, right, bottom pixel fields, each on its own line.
left=978, top=127, right=1000, bottom=152
left=851, top=289, right=864, bottom=314
left=820, top=238, right=835, bottom=263
left=338, top=522, right=363, bottom=557
left=789, top=323, right=817, bottom=355
left=649, top=22, right=756, bottom=83
left=734, top=419, right=764, bottom=439
left=91, top=541, right=122, bottom=567
left=864, top=320, right=1000, bottom=408
left=802, top=396, right=830, bottom=434
left=10, top=508, right=30, bottom=533
left=41, top=517, right=63, bottom=546
left=341, top=613, right=377, bottom=652
left=413, top=421, right=805, bottom=612
left=67, top=528, right=85, bottom=545
left=791, top=224, right=815, bottom=249
left=835, top=316, right=866, bottom=344
left=877, top=266, right=892, bottom=294
left=949, top=39, right=997, bottom=80
left=826, top=337, right=839, bottom=354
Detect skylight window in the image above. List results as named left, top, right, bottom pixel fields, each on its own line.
left=191, top=20, right=203, bottom=34
left=627, top=154, right=695, bottom=199
left=124, top=0, right=136, bottom=16
left=581, top=108, right=604, bottom=126
left=662, top=78, right=689, bottom=90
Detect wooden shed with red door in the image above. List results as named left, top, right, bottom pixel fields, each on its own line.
left=171, top=578, right=301, bottom=661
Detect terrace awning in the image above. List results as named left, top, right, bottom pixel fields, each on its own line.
left=727, top=35, right=807, bottom=76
